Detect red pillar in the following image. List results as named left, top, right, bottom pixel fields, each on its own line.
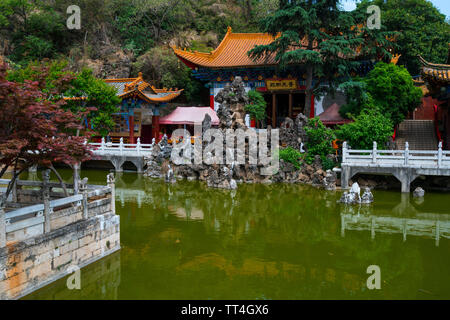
left=309, top=94, right=315, bottom=118
left=129, top=115, right=135, bottom=144
left=152, top=115, right=160, bottom=143
left=250, top=118, right=256, bottom=128
left=210, top=95, right=215, bottom=110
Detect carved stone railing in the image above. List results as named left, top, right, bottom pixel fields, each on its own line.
left=90, top=137, right=153, bottom=156
left=342, top=141, right=450, bottom=168
left=0, top=173, right=115, bottom=247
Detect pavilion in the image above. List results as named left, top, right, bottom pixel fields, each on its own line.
left=104, top=72, right=183, bottom=143
left=318, top=103, right=352, bottom=128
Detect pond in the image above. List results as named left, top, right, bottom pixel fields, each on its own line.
left=21, top=169, right=450, bottom=300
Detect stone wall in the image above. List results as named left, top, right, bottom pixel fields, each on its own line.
left=0, top=211, right=120, bottom=300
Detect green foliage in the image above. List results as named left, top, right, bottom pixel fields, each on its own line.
left=245, top=90, right=266, bottom=121
left=336, top=107, right=394, bottom=150
left=8, top=60, right=120, bottom=137
left=321, top=156, right=336, bottom=171
left=357, top=0, right=450, bottom=75
left=7, top=59, right=74, bottom=96
left=66, top=69, right=121, bottom=137
left=304, top=118, right=336, bottom=164
left=364, top=62, right=422, bottom=125
left=278, top=147, right=303, bottom=170
left=340, top=62, right=422, bottom=125
left=248, top=0, right=396, bottom=115
left=338, top=79, right=369, bottom=118
left=11, top=35, right=54, bottom=63
left=0, top=0, right=15, bottom=27
left=110, top=2, right=154, bottom=55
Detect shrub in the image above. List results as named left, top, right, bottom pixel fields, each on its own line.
left=304, top=118, right=336, bottom=164
left=278, top=147, right=303, bottom=170
left=340, top=62, right=422, bottom=125
left=321, top=156, right=336, bottom=171
left=336, top=107, right=394, bottom=150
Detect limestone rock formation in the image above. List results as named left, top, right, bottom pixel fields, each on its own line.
left=323, top=170, right=337, bottom=191
left=280, top=117, right=300, bottom=149
left=361, top=188, right=374, bottom=204
left=413, top=187, right=425, bottom=198
left=165, top=165, right=176, bottom=184
left=340, top=183, right=374, bottom=204
left=294, top=113, right=309, bottom=146
left=75, top=45, right=133, bottom=78
left=340, top=182, right=361, bottom=204
left=214, top=77, right=248, bottom=130
left=144, top=136, right=173, bottom=179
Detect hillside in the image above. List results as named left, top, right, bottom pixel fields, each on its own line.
left=0, top=0, right=280, bottom=103
left=0, top=0, right=448, bottom=104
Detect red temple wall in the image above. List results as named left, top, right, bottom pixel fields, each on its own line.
left=414, top=96, right=436, bottom=120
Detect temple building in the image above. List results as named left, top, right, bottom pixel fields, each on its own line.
left=419, top=51, right=450, bottom=149
left=172, top=27, right=375, bottom=127
left=104, top=73, right=183, bottom=143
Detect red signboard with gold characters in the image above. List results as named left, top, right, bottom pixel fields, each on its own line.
left=265, top=79, right=298, bottom=91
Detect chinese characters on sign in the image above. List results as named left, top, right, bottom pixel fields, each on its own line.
left=265, top=79, right=297, bottom=91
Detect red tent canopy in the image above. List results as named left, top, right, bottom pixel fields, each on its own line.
left=159, top=107, right=220, bottom=125
left=318, top=103, right=352, bottom=125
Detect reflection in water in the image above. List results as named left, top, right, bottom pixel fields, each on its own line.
left=341, top=194, right=450, bottom=246
left=23, top=170, right=450, bottom=299
left=23, top=251, right=121, bottom=300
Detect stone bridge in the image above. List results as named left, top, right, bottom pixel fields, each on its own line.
left=341, top=141, right=450, bottom=192
left=89, top=138, right=153, bottom=173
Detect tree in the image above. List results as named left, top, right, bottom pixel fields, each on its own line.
left=363, top=62, right=422, bottom=125
left=0, top=63, right=93, bottom=207
left=130, top=0, right=183, bottom=42
left=248, top=0, right=395, bottom=117
left=7, top=59, right=121, bottom=137
left=336, top=107, right=394, bottom=150
left=65, top=69, right=121, bottom=137
left=338, top=79, right=369, bottom=118
left=357, top=0, right=450, bottom=75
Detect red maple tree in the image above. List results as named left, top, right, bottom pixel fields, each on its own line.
left=0, top=63, right=93, bottom=207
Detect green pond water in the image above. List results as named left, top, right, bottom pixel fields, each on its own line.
left=19, top=169, right=450, bottom=300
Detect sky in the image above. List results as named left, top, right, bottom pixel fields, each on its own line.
left=341, top=0, right=450, bottom=18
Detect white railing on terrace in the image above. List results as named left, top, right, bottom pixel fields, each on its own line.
left=342, top=141, right=450, bottom=168
left=89, top=137, right=153, bottom=156
left=0, top=178, right=115, bottom=248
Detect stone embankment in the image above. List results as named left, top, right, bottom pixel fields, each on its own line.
left=0, top=174, right=120, bottom=300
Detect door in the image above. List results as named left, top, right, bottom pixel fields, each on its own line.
left=141, top=125, right=153, bottom=144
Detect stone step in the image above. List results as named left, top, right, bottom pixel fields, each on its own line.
left=395, top=120, right=438, bottom=150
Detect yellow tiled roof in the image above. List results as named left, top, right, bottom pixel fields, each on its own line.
left=172, top=27, right=279, bottom=69
left=105, top=72, right=183, bottom=103
left=172, top=26, right=391, bottom=70
left=419, top=55, right=450, bottom=84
